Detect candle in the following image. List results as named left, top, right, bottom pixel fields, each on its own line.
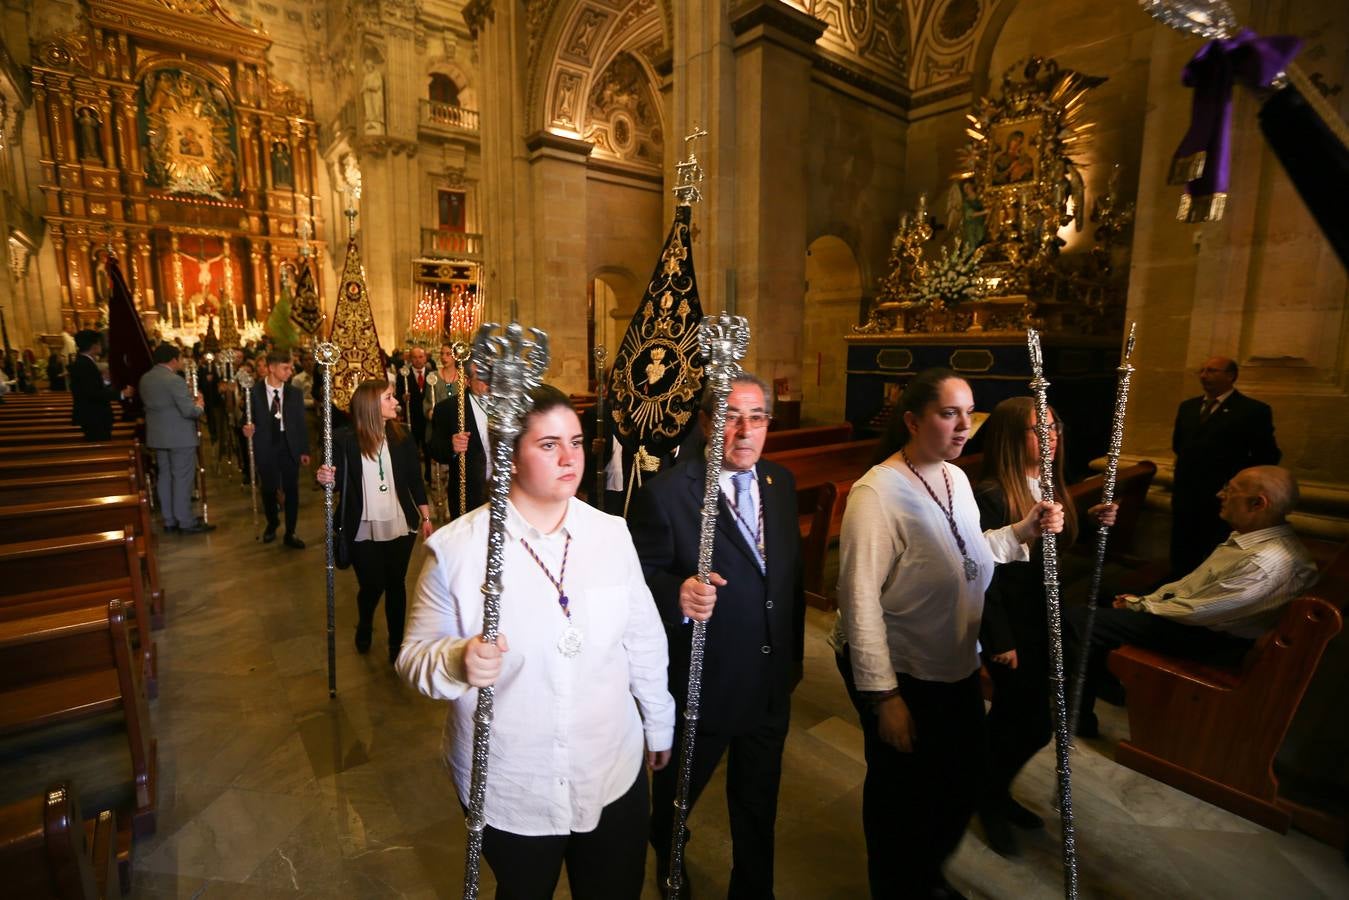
left=177, top=299, right=184, bottom=326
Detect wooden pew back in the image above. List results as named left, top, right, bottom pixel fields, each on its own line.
left=763, top=423, right=853, bottom=454
left=0, top=600, right=156, bottom=838
left=797, top=482, right=838, bottom=610
left=0, top=470, right=139, bottom=505
left=1108, top=542, right=1349, bottom=832
left=0, top=783, right=117, bottom=899
left=1065, top=460, right=1157, bottom=557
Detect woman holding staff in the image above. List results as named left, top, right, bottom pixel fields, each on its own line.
left=831, top=368, right=1064, bottom=899
left=973, top=397, right=1116, bottom=856
left=398, top=385, right=674, bottom=898
left=316, top=379, right=433, bottom=664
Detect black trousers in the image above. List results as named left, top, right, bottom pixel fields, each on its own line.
left=350, top=533, right=416, bottom=654
left=482, top=768, right=648, bottom=900
left=258, top=444, right=300, bottom=534
left=837, top=650, right=985, bottom=899
left=981, top=641, right=1051, bottom=808
left=649, top=692, right=790, bottom=898
left=1067, top=605, right=1253, bottom=722
left=1169, top=491, right=1228, bottom=578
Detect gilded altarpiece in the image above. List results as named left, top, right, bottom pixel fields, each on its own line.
left=31, top=0, right=324, bottom=335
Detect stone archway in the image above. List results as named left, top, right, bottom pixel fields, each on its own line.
left=802, top=235, right=863, bottom=424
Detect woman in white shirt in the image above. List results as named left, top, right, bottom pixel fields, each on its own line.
left=316, top=380, right=433, bottom=663
left=398, top=385, right=675, bottom=899
left=833, top=368, right=1063, bottom=899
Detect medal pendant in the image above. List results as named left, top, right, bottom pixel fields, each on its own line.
left=378, top=483, right=388, bottom=493
left=963, top=556, right=979, bottom=582
left=558, top=626, right=583, bottom=657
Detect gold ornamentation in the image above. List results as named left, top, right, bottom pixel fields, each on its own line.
left=141, top=68, right=239, bottom=198
left=328, top=234, right=386, bottom=412
left=608, top=204, right=704, bottom=458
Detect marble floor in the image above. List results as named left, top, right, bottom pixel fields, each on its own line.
left=2, top=457, right=1346, bottom=899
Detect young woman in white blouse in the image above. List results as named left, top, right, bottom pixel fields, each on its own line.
left=397, top=385, right=674, bottom=899
left=832, top=368, right=1064, bottom=899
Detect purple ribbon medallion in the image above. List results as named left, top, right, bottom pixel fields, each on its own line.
left=1169, top=28, right=1303, bottom=222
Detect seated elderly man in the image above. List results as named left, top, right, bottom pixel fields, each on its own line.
left=1070, top=465, right=1317, bottom=737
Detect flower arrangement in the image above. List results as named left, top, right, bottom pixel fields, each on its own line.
left=916, top=240, right=985, bottom=309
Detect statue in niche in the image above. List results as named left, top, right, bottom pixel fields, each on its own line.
left=76, top=107, right=104, bottom=163
left=362, top=61, right=386, bottom=134
left=271, top=141, right=294, bottom=188
left=945, top=179, right=988, bottom=250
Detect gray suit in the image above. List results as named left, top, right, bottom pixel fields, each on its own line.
left=139, top=363, right=204, bottom=528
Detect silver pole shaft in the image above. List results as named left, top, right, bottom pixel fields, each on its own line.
left=667, top=314, right=749, bottom=900
left=1067, top=323, right=1136, bottom=736
left=315, top=344, right=340, bottom=699
left=461, top=323, right=550, bottom=900
left=1027, top=329, right=1078, bottom=900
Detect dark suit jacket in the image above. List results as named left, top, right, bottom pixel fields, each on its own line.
left=249, top=380, right=310, bottom=462
left=974, top=482, right=1047, bottom=658
left=332, top=427, right=428, bottom=543
left=628, top=457, right=804, bottom=734
left=1171, top=390, right=1280, bottom=501
left=69, top=354, right=121, bottom=437
left=395, top=365, right=435, bottom=444
left=427, top=391, right=488, bottom=516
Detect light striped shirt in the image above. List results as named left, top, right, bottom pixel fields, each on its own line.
left=1138, top=525, right=1317, bottom=639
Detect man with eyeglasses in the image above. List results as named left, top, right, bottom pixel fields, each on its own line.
left=1171, top=356, right=1281, bottom=577
left=1069, top=465, right=1315, bottom=737
left=628, top=373, right=804, bottom=898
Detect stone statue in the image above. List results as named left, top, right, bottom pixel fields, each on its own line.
left=76, top=107, right=104, bottom=163
left=362, top=61, right=385, bottom=134
left=271, top=141, right=293, bottom=188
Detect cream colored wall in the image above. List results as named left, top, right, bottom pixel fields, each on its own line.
left=586, top=172, right=664, bottom=345
left=802, top=235, right=862, bottom=424
left=1120, top=2, right=1349, bottom=536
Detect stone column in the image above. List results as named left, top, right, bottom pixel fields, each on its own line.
left=727, top=1, right=824, bottom=385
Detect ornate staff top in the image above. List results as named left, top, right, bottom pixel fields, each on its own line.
left=698, top=314, right=750, bottom=391
left=673, top=125, right=709, bottom=207
left=470, top=322, right=550, bottom=444
left=314, top=341, right=341, bottom=369
left=1140, top=0, right=1237, bottom=39
left=452, top=339, right=472, bottom=368
left=235, top=368, right=254, bottom=392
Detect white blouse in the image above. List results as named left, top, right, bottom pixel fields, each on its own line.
left=397, top=497, right=675, bottom=836
left=355, top=442, right=407, bottom=542
left=834, top=461, right=1029, bottom=687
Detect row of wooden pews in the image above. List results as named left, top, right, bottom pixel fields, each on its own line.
left=0, top=392, right=161, bottom=896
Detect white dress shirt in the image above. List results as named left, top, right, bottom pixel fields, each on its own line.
left=267, top=382, right=286, bottom=432
left=833, top=462, right=1028, bottom=687
left=1133, top=524, right=1317, bottom=638
left=468, top=393, right=492, bottom=480
left=398, top=497, right=675, bottom=836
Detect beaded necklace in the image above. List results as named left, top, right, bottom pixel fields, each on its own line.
left=520, top=533, right=583, bottom=656
left=900, top=449, right=979, bottom=582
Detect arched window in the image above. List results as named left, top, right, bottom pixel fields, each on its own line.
left=429, top=74, right=459, bottom=106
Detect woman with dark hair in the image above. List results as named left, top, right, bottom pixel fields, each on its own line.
left=832, top=369, right=1065, bottom=899
left=974, top=397, right=1114, bottom=855
left=397, top=384, right=674, bottom=899
left=316, top=379, right=432, bottom=663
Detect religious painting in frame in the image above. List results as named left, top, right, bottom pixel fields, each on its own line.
left=986, top=116, right=1042, bottom=190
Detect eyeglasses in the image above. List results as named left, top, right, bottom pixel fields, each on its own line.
left=725, top=413, right=772, bottom=430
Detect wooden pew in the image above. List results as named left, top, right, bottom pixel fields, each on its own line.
left=763, top=423, right=853, bottom=454
left=0, top=426, right=135, bottom=448
left=1064, top=460, right=1158, bottom=559
left=0, top=452, right=140, bottom=481
left=0, top=496, right=164, bottom=624
left=0, top=784, right=125, bottom=898
left=1107, top=544, right=1348, bottom=833
left=798, top=482, right=838, bottom=611
left=0, top=533, right=156, bottom=695
left=0, top=600, right=157, bottom=839
left=0, top=470, right=140, bottom=506
left=766, top=438, right=879, bottom=539
left=0, top=442, right=147, bottom=492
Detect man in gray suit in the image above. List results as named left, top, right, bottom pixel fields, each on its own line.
left=140, top=344, right=214, bottom=534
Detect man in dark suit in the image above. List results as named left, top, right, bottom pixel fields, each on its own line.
left=395, top=346, right=435, bottom=480
left=69, top=329, right=133, bottom=441
left=1171, top=356, right=1281, bottom=576
left=427, top=362, right=488, bottom=518
left=629, top=374, right=804, bottom=899
left=242, top=351, right=311, bottom=547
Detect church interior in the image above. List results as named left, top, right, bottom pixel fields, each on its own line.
left=1, top=0, right=1348, bottom=897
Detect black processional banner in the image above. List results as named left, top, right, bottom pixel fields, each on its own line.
left=607, top=203, right=705, bottom=473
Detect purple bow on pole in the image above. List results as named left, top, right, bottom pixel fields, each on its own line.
left=1169, top=28, right=1303, bottom=222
